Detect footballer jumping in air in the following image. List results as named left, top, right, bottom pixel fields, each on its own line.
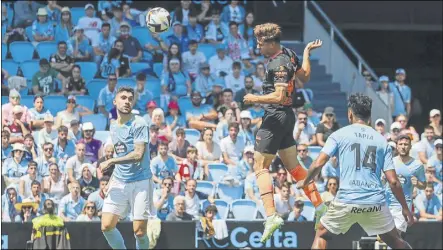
left=100, top=85, right=154, bottom=250
left=243, top=23, right=326, bottom=242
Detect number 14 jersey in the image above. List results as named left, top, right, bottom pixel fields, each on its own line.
left=321, top=123, right=394, bottom=205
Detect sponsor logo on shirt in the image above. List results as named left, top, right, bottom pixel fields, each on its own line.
left=114, top=141, right=127, bottom=155
left=350, top=205, right=382, bottom=214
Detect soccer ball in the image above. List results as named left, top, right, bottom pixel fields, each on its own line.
left=146, top=7, right=171, bottom=33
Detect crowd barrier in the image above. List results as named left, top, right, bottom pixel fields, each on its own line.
left=1, top=221, right=441, bottom=249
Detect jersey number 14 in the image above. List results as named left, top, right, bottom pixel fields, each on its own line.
left=350, top=143, right=377, bottom=173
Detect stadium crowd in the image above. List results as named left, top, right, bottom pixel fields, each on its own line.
left=1, top=0, right=442, bottom=226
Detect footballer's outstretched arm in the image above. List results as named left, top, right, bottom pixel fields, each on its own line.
left=295, top=39, right=322, bottom=84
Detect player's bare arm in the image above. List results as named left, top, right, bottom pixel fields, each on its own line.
left=384, top=169, right=415, bottom=226
left=297, top=152, right=330, bottom=189
left=243, top=83, right=287, bottom=105
left=100, top=142, right=146, bottom=172
left=295, top=39, right=323, bottom=83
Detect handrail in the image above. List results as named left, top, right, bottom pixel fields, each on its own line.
left=305, top=0, right=379, bottom=82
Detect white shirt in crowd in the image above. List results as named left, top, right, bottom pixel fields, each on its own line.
left=77, top=16, right=102, bottom=44
left=65, top=155, right=89, bottom=180
left=185, top=193, right=200, bottom=218
left=292, top=121, right=316, bottom=145
left=417, top=139, right=435, bottom=159
left=209, top=55, right=233, bottom=77
left=220, top=135, right=245, bottom=165
left=195, top=141, right=222, bottom=162
left=76, top=214, right=100, bottom=222
left=224, top=73, right=245, bottom=93
left=274, top=193, right=295, bottom=215
left=182, top=51, right=207, bottom=76
left=37, top=129, right=57, bottom=149
left=20, top=174, right=43, bottom=198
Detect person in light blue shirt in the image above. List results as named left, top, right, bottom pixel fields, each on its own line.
left=2, top=143, right=29, bottom=180
left=298, top=93, right=414, bottom=248
left=161, top=58, right=191, bottom=97
left=67, top=27, right=93, bottom=62
left=32, top=8, right=55, bottom=43
left=321, top=156, right=340, bottom=179
left=165, top=101, right=186, bottom=130
left=100, top=48, right=121, bottom=79
left=44, top=2, right=61, bottom=25
left=150, top=142, right=178, bottom=186
left=248, top=103, right=264, bottom=120
left=427, top=139, right=442, bottom=181
left=414, top=184, right=442, bottom=220
left=153, top=177, right=175, bottom=221
left=186, top=14, right=204, bottom=43
left=223, top=22, right=248, bottom=62
left=133, top=73, right=154, bottom=115
left=245, top=171, right=261, bottom=202
left=239, top=12, right=258, bottom=55
left=58, top=181, right=85, bottom=221
left=1, top=131, right=12, bottom=161
left=221, top=1, right=246, bottom=24
left=185, top=91, right=218, bottom=131
left=166, top=22, right=190, bottom=53
left=385, top=134, right=426, bottom=233
left=97, top=74, right=117, bottom=117
left=52, top=126, right=77, bottom=165
left=55, top=7, right=73, bottom=43
left=93, top=23, right=117, bottom=66
left=389, top=68, right=411, bottom=118
left=287, top=200, right=308, bottom=222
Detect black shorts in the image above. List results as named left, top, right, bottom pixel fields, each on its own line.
left=255, top=109, right=296, bottom=155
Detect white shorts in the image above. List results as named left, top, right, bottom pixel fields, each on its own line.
left=103, top=178, right=155, bottom=220
left=321, top=201, right=395, bottom=236
left=389, top=206, right=407, bottom=233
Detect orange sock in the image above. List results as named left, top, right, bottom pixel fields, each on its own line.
left=288, top=166, right=323, bottom=207
left=255, top=169, right=276, bottom=217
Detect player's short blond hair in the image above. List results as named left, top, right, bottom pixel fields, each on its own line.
left=254, top=23, right=282, bottom=43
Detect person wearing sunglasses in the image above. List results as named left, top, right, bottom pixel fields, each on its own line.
left=97, top=74, right=118, bottom=119
left=54, top=95, right=93, bottom=130
left=394, top=114, right=419, bottom=143
left=2, top=89, right=32, bottom=128
left=315, top=107, right=340, bottom=147
left=76, top=201, right=100, bottom=222
left=14, top=198, right=38, bottom=223
left=35, top=142, right=56, bottom=177
left=321, top=177, right=339, bottom=205
left=293, top=111, right=317, bottom=146
left=296, top=144, right=312, bottom=170
left=153, top=177, right=175, bottom=221
left=3, top=105, right=31, bottom=144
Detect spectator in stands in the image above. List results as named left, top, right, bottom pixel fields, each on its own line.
left=429, top=109, right=442, bottom=137
left=66, top=142, right=90, bottom=183
left=37, top=115, right=56, bottom=149
left=50, top=41, right=74, bottom=80
left=241, top=53, right=255, bottom=76
left=182, top=179, right=214, bottom=218
left=173, top=0, right=196, bottom=26
left=249, top=103, right=264, bottom=122
left=1, top=185, right=21, bottom=222
left=196, top=127, right=221, bottom=166
left=65, top=65, right=88, bottom=95
left=119, top=22, right=143, bottom=63
left=418, top=126, right=436, bottom=165
left=28, top=96, right=51, bottom=131
left=67, top=26, right=92, bottom=62
left=209, top=44, right=232, bottom=78
left=42, top=162, right=67, bottom=204
left=165, top=101, right=186, bottom=130
left=166, top=195, right=194, bottom=221
left=161, top=58, right=192, bottom=97
left=142, top=100, right=157, bottom=126
left=19, top=161, right=41, bottom=198
left=245, top=169, right=260, bottom=203
left=99, top=48, right=121, bottom=78
left=68, top=120, right=81, bottom=141
left=151, top=108, right=173, bottom=142
left=287, top=200, right=307, bottom=222
left=77, top=163, right=99, bottom=199
left=203, top=79, right=224, bottom=107
left=3, top=105, right=31, bottom=144
left=225, top=62, right=245, bottom=94
left=113, top=39, right=132, bottom=77
left=1, top=130, right=12, bottom=161
left=321, top=176, right=339, bottom=202
left=44, top=1, right=62, bottom=24
left=322, top=156, right=339, bottom=181
left=182, top=40, right=207, bottom=79
left=93, top=23, right=116, bottom=66
left=76, top=201, right=100, bottom=221
left=32, top=59, right=67, bottom=95
left=58, top=181, right=85, bottom=221
left=96, top=144, right=114, bottom=178
left=296, top=144, right=313, bottom=169
left=186, top=13, right=204, bottom=43
left=221, top=0, right=245, bottom=24
left=164, top=21, right=189, bottom=53
left=274, top=167, right=291, bottom=194
left=198, top=205, right=218, bottom=237
left=149, top=124, right=160, bottom=159
left=150, top=141, right=178, bottom=185
left=315, top=107, right=340, bottom=147
left=235, top=75, right=258, bottom=110
left=374, top=118, right=389, bottom=139
left=427, top=139, right=442, bottom=181
left=220, top=88, right=241, bottom=119
left=177, top=146, right=205, bottom=181
left=169, top=128, right=191, bottom=162
left=122, top=3, right=140, bottom=27
left=77, top=4, right=102, bottom=44
left=223, top=22, right=248, bottom=62
left=35, top=142, right=55, bottom=177
left=3, top=143, right=29, bottom=182
left=387, top=121, right=401, bottom=142
left=376, top=75, right=394, bottom=113
left=13, top=1, right=42, bottom=28
left=110, top=6, right=124, bottom=37
left=54, top=96, right=93, bottom=129
left=27, top=180, right=47, bottom=214
left=240, top=12, right=257, bottom=57
left=98, top=74, right=117, bottom=118
left=193, top=63, right=215, bottom=98
left=154, top=177, right=175, bottom=221
left=87, top=176, right=109, bottom=216
left=390, top=68, right=411, bottom=119
left=304, top=103, right=320, bottom=127
left=32, top=8, right=55, bottom=45
left=162, top=43, right=182, bottom=73
left=2, top=90, right=31, bottom=127
left=395, top=114, right=419, bottom=143
left=186, top=91, right=218, bottom=131
left=23, top=134, right=37, bottom=161
left=54, top=7, right=73, bottom=43
left=14, top=198, right=38, bottom=223
left=238, top=110, right=256, bottom=146
left=424, top=166, right=442, bottom=195
left=133, top=73, right=153, bottom=114
left=216, top=106, right=236, bottom=141
left=220, top=122, right=244, bottom=166
left=274, top=181, right=295, bottom=220
left=205, top=10, right=228, bottom=45
left=236, top=145, right=254, bottom=179
left=78, top=122, right=103, bottom=163
left=250, top=62, right=265, bottom=91
left=415, top=183, right=442, bottom=221
left=293, top=111, right=316, bottom=146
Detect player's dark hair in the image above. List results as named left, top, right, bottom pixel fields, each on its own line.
left=229, top=21, right=238, bottom=28
left=228, top=122, right=240, bottom=131
left=232, top=61, right=241, bottom=69
left=102, top=22, right=111, bottom=29
left=254, top=23, right=282, bottom=43
left=222, top=88, right=233, bottom=95
left=424, top=125, right=434, bottom=131
left=117, top=86, right=135, bottom=97
left=136, top=73, right=147, bottom=81
left=176, top=128, right=185, bottom=136
left=347, top=93, right=372, bottom=121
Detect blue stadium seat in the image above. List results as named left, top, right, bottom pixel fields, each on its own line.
left=25, top=26, right=34, bottom=42
left=132, top=26, right=153, bottom=46
left=130, top=62, right=150, bottom=76
left=207, top=163, right=228, bottom=183
left=45, top=96, right=68, bottom=115
left=81, top=114, right=108, bottom=131
left=75, top=62, right=97, bottom=82
left=9, top=42, right=34, bottom=63
left=198, top=44, right=216, bottom=59
left=2, top=60, right=19, bottom=76
left=196, top=181, right=215, bottom=197
left=75, top=95, right=95, bottom=111
left=116, top=78, right=136, bottom=89
left=71, top=7, right=86, bottom=26
left=146, top=79, right=161, bottom=98
left=2, top=43, right=7, bottom=60
left=86, top=79, right=107, bottom=100
left=6, top=5, right=13, bottom=27
left=153, top=63, right=163, bottom=78
left=36, top=41, right=57, bottom=60
left=254, top=203, right=266, bottom=220
left=230, top=199, right=257, bottom=221
left=19, top=88, right=29, bottom=96
left=20, top=60, right=40, bottom=79
left=177, top=96, right=193, bottom=114
left=94, top=130, right=110, bottom=145
left=308, top=146, right=322, bottom=160
left=1, top=96, right=9, bottom=105
left=217, top=183, right=244, bottom=203
left=184, top=129, right=201, bottom=146
left=301, top=201, right=315, bottom=221
left=201, top=199, right=229, bottom=219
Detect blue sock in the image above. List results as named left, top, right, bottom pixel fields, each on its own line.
left=135, top=234, right=150, bottom=250
left=103, top=228, right=127, bottom=250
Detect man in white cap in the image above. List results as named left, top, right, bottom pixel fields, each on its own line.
left=417, top=125, right=436, bottom=165
left=3, top=105, right=31, bottom=144
left=427, top=139, right=442, bottom=182
left=374, top=118, right=389, bottom=139
left=32, top=8, right=55, bottom=44
left=389, top=68, right=411, bottom=119
left=429, top=109, right=442, bottom=137
left=238, top=110, right=257, bottom=146
left=2, top=89, right=31, bottom=127
left=77, top=3, right=102, bottom=44
left=388, top=121, right=402, bottom=142
left=37, top=115, right=57, bottom=149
